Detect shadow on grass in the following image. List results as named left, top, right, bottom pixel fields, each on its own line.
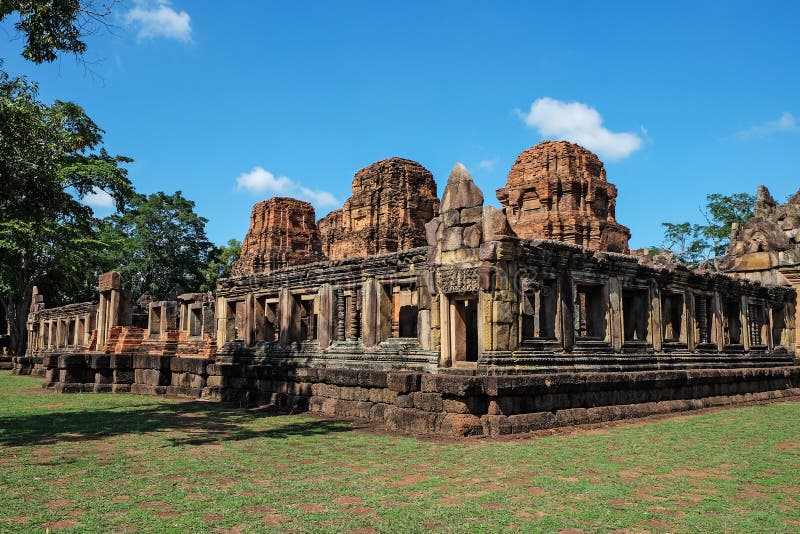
left=0, top=401, right=352, bottom=447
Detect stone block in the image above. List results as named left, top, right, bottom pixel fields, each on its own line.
left=387, top=372, right=421, bottom=393
left=462, top=224, right=482, bottom=248
left=480, top=414, right=512, bottom=436
left=412, top=392, right=443, bottom=412
left=90, top=354, right=110, bottom=369
left=460, top=206, right=483, bottom=226
left=441, top=227, right=463, bottom=252
left=440, top=413, right=482, bottom=436
left=110, top=354, right=133, bottom=369
left=58, top=354, right=86, bottom=368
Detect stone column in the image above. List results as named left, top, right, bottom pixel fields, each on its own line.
left=741, top=295, right=751, bottom=351
left=96, top=293, right=107, bottom=348
left=560, top=271, right=574, bottom=351
left=109, top=289, right=120, bottom=332
left=215, top=297, right=227, bottom=348
left=686, top=291, right=696, bottom=351
left=279, top=288, right=293, bottom=348
left=55, top=319, right=63, bottom=349
left=439, top=293, right=451, bottom=367
left=712, top=292, right=724, bottom=351
left=244, top=293, right=255, bottom=347
left=608, top=277, right=623, bottom=352
left=361, top=278, right=378, bottom=348
left=650, top=282, right=663, bottom=352
left=317, top=284, right=334, bottom=350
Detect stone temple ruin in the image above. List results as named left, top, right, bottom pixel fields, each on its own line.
left=13, top=140, right=800, bottom=437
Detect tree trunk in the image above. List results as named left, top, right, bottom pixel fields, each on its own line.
left=3, top=293, right=31, bottom=356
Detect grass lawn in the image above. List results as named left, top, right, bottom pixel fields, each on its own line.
left=0, top=371, right=798, bottom=533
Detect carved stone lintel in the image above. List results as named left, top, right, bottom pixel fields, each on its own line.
left=437, top=267, right=480, bottom=294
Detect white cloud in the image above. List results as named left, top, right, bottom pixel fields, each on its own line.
left=736, top=112, right=797, bottom=139
left=478, top=158, right=498, bottom=170
left=83, top=187, right=115, bottom=208
left=235, top=166, right=340, bottom=208
left=125, top=1, right=192, bottom=42
left=517, top=97, right=643, bottom=161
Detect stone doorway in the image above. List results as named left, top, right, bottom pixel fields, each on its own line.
left=451, top=296, right=478, bottom=363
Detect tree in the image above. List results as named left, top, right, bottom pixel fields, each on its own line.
left=660, top=222, right=707, bottom=266
left=659, top=192, right=756, bottom=267
left=200, top=238, right=241, bottom=292
left=0, top=68, right=132, bottom=354
left=0, top=0, right=117, bottom=63
left=701, top=192, right=755, bottom=257
left=106, top=191, right=215, bottom=300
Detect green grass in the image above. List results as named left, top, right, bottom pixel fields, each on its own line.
left=0, top=371, right=798, bottom=533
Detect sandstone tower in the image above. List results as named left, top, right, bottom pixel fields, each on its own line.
left=231, top=197, right=324, bottom=276
left=496, top=141, right=631, bottom=253
left=318, top=157, right=440, bottom=260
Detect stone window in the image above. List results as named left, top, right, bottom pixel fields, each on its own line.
left=189, top=307, right=202, bottom=338
left=520, top=279, right=557, bottom=341
left=661, top=293, right=684, bottom=343
left=747, top=302, right=768, bottom=347
left=772, top=303, right=788, bottom=348
left=265, top=302, right=279, bottom=342
left=299, top=297, right=317, bottom=341
left=76, top=317, right=86, bottom=346
left=622, top=289, right=650, bottom=343
left=575, top=284, right=607, bottom=340
left=723, top=298, right=742, bottom=346
left=67, top=318, right=76, bottom=347
left=694, top=294, right=714, bottom=345
left=149, top=306, right=162, bottom=338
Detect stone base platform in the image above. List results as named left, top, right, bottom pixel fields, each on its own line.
left=34, top=348, right=800, bottom=437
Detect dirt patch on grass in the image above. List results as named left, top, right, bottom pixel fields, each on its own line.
left=389, top=474, right=429, bottom=487
left=43, top=519, right=81, bottom=530
left=296, top=503, right=326, bottom=512
left=777, top=441, right=800, bottom=453
left=45, top=498, right=75, bottom=508
left=639, top=520, right=673, bottom=530
left=245, top=505, right=278, bottom=515
left=332, top=496, right=363, bottom=506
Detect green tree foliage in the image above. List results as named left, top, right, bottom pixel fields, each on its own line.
left=0, top=68, right=132, bottom=354
left=105, top=191, right=216, bottom=300
left=200, top=238, right=241, bottom=292
left=660, top=192, right=755, bottom=267
left=0, top=0, right=116, bottom=63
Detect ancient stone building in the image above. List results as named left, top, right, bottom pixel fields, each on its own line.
left=318, top=157, right=440, bottom=260
left=719, top=185, right=800, bottom=353
left=16, top=145, right=800, bottom=437
left=496, top=141, right=631, bottom=253
left=232, top=197, right=324, bottom=276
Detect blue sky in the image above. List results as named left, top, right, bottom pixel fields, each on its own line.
left=2, top=1, right=798, bottom=248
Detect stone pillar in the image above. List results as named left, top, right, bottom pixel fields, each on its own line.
left=109, top=289, right=120, bottom=331
left=279, top=287, right=293, bottom=348
left=244, top=293, right=255, bottom=347
left=215, top=297, right=227, bottom=348
left=650, top=282, right=663, bottom=352
left=608, top=277, right=623, bottom=352
left=418, top=309, right=431, bottom=350
left=686, top=291, right=696, bottom=351
left=741, top=295, right=751, bottom=351
left=712, top=292, right=724, bottom=351
left=55, top=319, right=63, bottom=349
left=362, top=278, right=378, bottom=348
left=317, top=284, right=334, bottom=350
left=96, top=293, right=107, bottom=348
left=439, top=294, right=451, bottom=367
left=560, top=271, right=575, bottom=351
